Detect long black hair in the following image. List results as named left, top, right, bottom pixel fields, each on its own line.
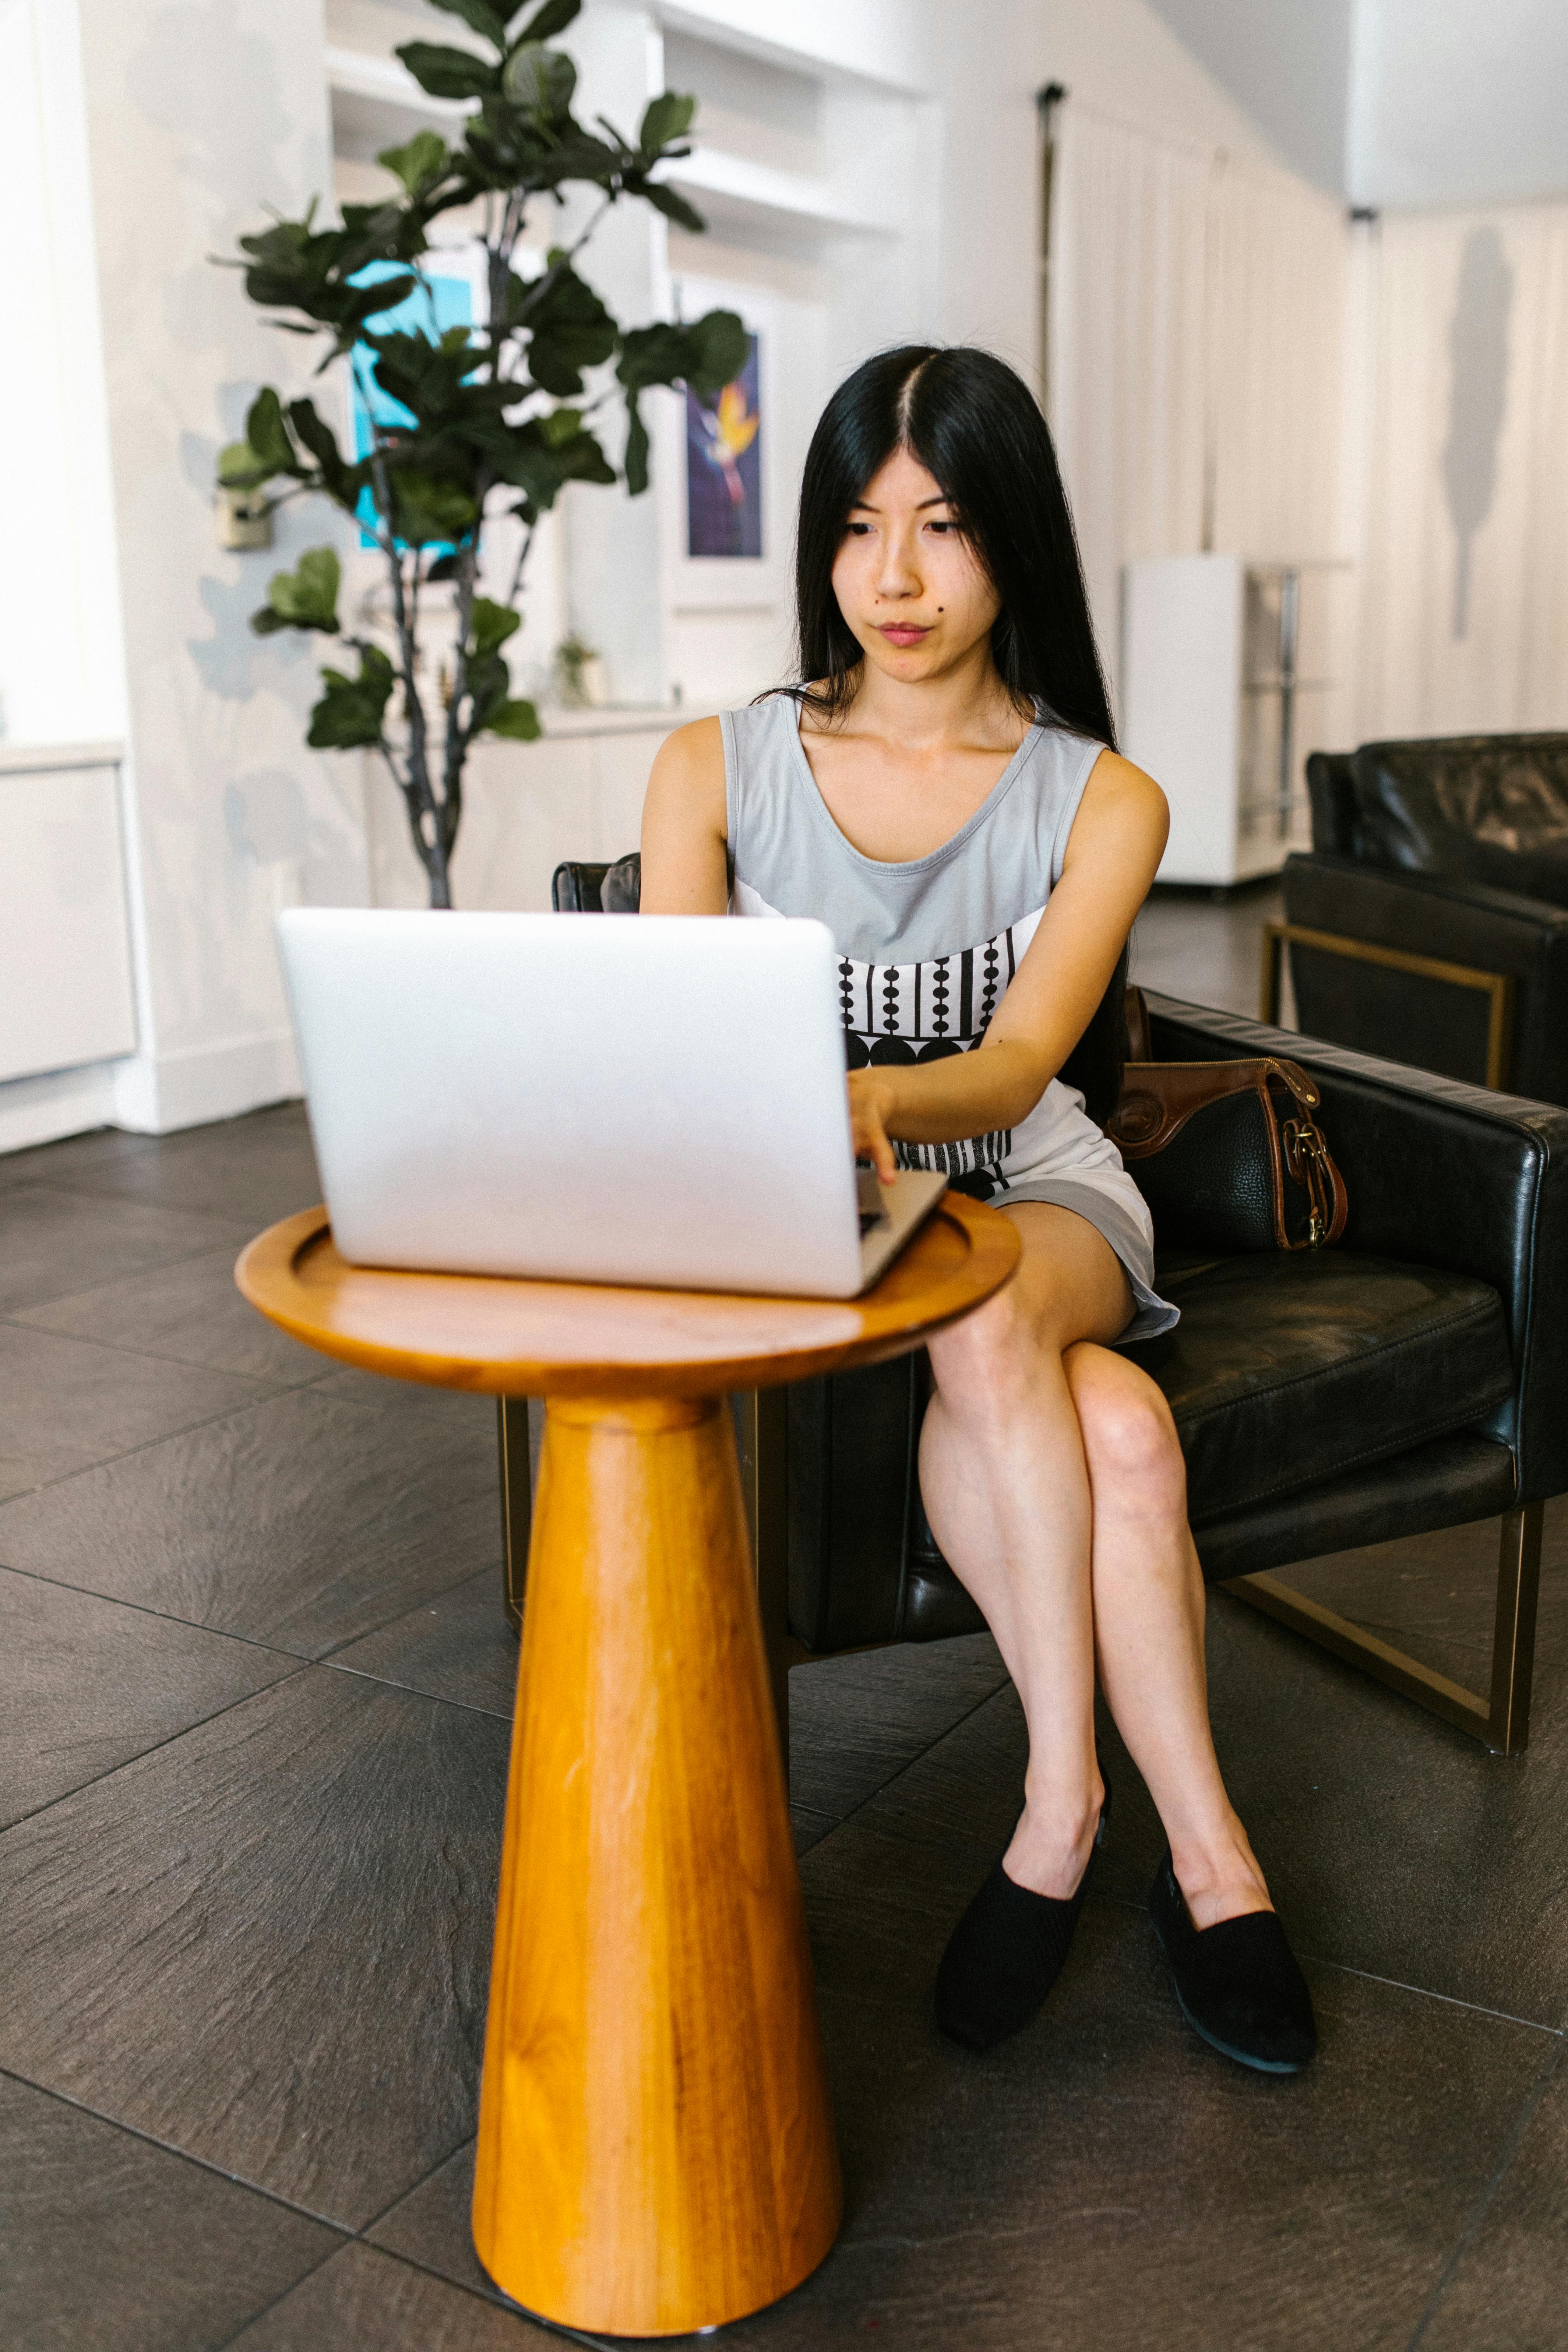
left=789, top=344, right=1116, bottom=748
left=786, top=344, right=1129, bottom=1121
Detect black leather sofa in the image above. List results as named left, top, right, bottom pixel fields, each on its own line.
left=1278, top=734, right=1568, bottom=1100
left=498, top=857, right=1568, bottom=1760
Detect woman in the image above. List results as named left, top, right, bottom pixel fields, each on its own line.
left=641, top=345, right=1315, bottom=2073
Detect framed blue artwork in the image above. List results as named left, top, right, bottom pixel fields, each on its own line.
left=685, top=334, right=762, bottom=559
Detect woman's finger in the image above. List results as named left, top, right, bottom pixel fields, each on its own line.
left=859, top=1106, right=898, bottom=1186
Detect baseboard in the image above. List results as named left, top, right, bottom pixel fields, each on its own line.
left=0, top=1059, right=128, bottom=1154
left=0, top=1028, right=304, bottom=1156
left=112, top=1029, right=302, bottom=1134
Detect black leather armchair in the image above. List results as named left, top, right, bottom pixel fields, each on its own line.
left=498, top=858, right=1568, bottom=1761
left=1276, top=735, right=1568, bottom=1100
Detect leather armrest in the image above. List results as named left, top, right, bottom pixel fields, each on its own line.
left=1144, top=990, right=1568, bottom=1503
left=1282, top=851, right=1568, bottom=1102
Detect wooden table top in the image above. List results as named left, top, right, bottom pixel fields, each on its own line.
left=234, top=1197, right=1019, bottom=1399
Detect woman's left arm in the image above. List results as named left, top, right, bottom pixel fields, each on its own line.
left=850, top=751, right=1168, bottom=1180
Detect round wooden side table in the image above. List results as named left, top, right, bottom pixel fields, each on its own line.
left=236, top=1197, right=1018, bottom=2337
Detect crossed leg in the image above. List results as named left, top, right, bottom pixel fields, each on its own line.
left=919, top=1200, right=1269, bottom=1928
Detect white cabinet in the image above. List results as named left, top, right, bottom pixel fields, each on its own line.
left=361, top=709, right=705, bottom=911
left=0, top=743, right=136, bottom=1083
left=1122, top=553, right=1343, bottom=889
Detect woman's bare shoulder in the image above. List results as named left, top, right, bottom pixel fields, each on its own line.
left=651, top=713, right=725, bottom=779
left=645, top=715, right=726, bottom=828
left=1071, top=746, right=1169, bottom=849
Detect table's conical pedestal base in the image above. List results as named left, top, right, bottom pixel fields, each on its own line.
left=472, top=1393, right=842, bottom=2336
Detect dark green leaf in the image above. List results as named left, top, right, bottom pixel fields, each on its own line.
left=501, top=40, right=577, bottom=116
left=624, top=395, right=650, bottom=496
left=287, top=398, right=350, bottom=498
left=524, top=258, right=617, bottom=394
left=368, top=328, right=482, bottom=420
left=482, top=697, right=542, bottom=740
left=639, top=180, right=706, bottom=235
left=424, top=0, right=509, bottom=49
left=468, top=596, right=522, bottom=656
left=483, top=414, right=613, bottom=508
left=307, top=643, right=397, bottom=749
left=254, top=545, right=341, bottom=635
left=615, top=321, right=686, bottom=392
left=536, top=131, right=621, bottom=181
left=395, top=40, right=499, bottom=99
left=639, top=91, right=695, bottom=156
left=512, top=0, right=579, bottom=40
left=390, top=469, right=480, bottom=543
left=377, top=130, right=449, bottom=196
left=245, top=387, right=297, bottom=474
left=683, top=306, right=749, bottom=392
left=465, top=648, right=511, bottom=716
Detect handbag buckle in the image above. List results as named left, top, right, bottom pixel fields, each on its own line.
left=1284, top=1118, right=1331, bottom=1248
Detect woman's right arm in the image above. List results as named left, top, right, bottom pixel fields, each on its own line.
left=639, top=716, right=730, bottom=914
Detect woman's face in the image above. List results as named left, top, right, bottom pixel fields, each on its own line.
left=829, top=445, right=1001, bottom=686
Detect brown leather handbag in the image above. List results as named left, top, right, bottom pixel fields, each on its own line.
left=1109, top=990, right=1348, bottom=1253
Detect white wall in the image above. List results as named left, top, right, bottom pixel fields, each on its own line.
left=0, top=0, right=126, bottom=748
left=1139, top=0, right=1354, bottom=194
left=1353, top=202, right=1568, bottom=739
left=929, top=0, right=1289, bottom=383
left=1349, top=0, right=1568, bottom=212
left=75, top=0, right=369, bottom=1132
left=1138, top=0, right=1568, bottom=212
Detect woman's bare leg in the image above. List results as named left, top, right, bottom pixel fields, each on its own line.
left=921, top=1202, right=1268, bottom=1926
left=1064, top=1342, right=1269, bottom=1928
left=920, top=1205, right=1129, bottom=1900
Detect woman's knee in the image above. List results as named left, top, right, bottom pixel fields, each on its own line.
left=928, top=1278, right=1067, bottom=1416
left=1066, top=1348, right=1187, bottom=1508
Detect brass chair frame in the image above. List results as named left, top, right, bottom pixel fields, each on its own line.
left=1259, top=920, right=1515, bottom=1093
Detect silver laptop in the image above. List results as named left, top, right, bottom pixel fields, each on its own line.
left=275, top=908, right=947, bottom=1300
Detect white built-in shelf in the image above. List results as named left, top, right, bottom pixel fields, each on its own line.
left=0, top=739, right=124, bottom=775
left=536, top=703, right=716, bottom=739
left=666, top=145, right=896, bottom=237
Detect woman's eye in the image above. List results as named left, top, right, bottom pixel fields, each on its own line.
left=846, top=521, right=873, bottom=536
left=927, top=519, right=954, bottom=535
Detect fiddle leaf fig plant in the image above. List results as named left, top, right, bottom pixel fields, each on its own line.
left=216, top=0, right=745, bottom=907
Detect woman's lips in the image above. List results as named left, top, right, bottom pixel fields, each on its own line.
left=877, top=624, right=931, bottom=646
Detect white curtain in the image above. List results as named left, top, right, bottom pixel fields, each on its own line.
left=1205, top=155, right=1348, bottom=567
left=1355, top=202, right=1568, bottom=739
left=1049, top=107, right=1208, bottom=709
left=1048, top=105, right=1350, bottom=719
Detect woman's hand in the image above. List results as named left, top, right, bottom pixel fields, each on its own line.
left=848, top=1069, right=901, bottom=1186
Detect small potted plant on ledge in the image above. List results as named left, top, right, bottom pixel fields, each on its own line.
left=215, top=0, right=744, bottom=909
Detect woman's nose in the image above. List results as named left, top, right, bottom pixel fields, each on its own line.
left=876, top=529, right=922, bottom=599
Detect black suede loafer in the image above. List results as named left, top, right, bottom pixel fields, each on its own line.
left=935, top=1776, right=1110, bottom=2053
left=1149, top=1848, right=1316, bottom=2074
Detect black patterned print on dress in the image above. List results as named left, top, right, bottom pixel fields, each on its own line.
left=839, top=917, right=1036, bottom=1182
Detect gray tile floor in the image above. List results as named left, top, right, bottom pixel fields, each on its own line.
left=5, top=885, right=1567, bottom=2352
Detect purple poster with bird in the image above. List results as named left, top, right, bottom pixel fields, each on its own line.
left=686, top=335, right=762, bottom=558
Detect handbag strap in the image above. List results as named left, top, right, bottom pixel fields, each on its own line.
left=1107, top=1058, right=1321, bottom=1159
left=1282, top=1110, right=1349, bottom=1247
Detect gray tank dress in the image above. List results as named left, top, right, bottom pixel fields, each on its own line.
left=721, top=695, right=1178, bottom=1341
